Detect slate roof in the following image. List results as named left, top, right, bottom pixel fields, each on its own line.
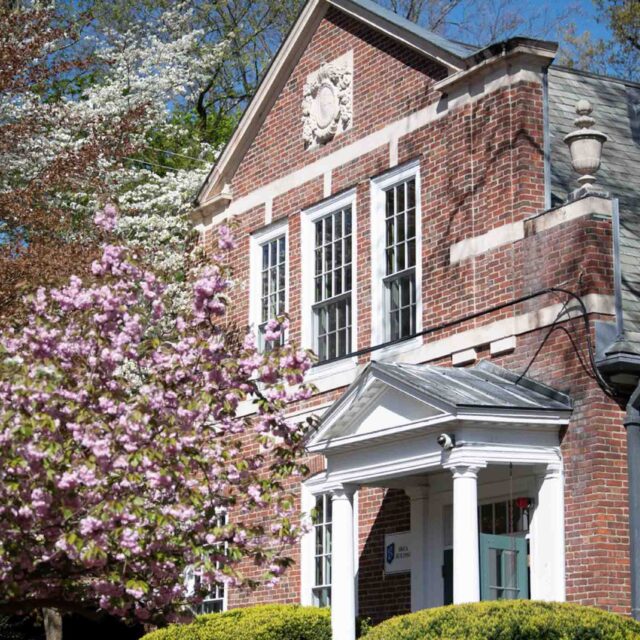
left=379, top=359, right=573, bottom=411
left=548, top=66, right=640, bottom=354
left=346, top=0, right=478, bottom=59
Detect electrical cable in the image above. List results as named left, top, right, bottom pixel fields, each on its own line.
left=317, top=285, right=620, bottom=400
left=123, top=157, right=181, bottom=172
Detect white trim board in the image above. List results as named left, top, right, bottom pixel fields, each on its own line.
left=193, top=65, right=546, bottom=231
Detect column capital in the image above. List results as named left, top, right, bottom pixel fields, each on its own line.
left=331, top=484, right=357, bottom=500
left=404, top=485, right=430, bottom=501
left=446, top=464, right=484, bottom=480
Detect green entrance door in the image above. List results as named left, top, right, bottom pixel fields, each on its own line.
left=479, top=533, right=529, bottom=600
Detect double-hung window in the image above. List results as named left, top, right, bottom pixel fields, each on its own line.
left=302, top=190, right=356, bottom=364
left=250, top=220, right=288, bottom=350
left=313, top=206, right=352, bottom=361
left=371, top=161, right=421, bottom=348
left=312, top=494, right=332, bottom=607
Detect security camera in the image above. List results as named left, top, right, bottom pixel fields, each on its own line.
left=437, top=433, right=456, bottom=450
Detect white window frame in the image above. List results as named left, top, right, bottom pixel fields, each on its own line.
left=300, top=189, right=358, bottom=377
left=370, top=160, right=422, bottom=357
left=249, top=219, right=289, bottom=348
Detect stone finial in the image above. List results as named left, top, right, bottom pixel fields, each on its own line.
left=563, top=99, right=608, bottom=193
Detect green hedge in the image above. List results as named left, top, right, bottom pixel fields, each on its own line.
left=362, top=601, right=640, bottom=640
left=141, top=604, right=331, bottom=640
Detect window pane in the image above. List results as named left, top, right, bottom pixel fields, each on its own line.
left=407, top=179, right=416, bottom=209
left=396, top=214, right=405, bottom=243
left=407, top=209, right=416, bottom=240
left=386, top=189, right=394, bottom=218
left=407, top=239, right=416, bottom=267
left=386, top=217, right=394, bottom=248
left=397, top=182, right=405, bottom=212
left=324, top=216, right=333, bottom=244
left=401, top=306, right=411, bottom=337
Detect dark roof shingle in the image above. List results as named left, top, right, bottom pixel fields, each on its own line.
left=548, top=66, right=640, bottom=353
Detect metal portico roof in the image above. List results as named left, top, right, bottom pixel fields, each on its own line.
left=383, top=360, right=573, bottom=412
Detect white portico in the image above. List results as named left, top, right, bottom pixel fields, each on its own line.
left=302, top=360, right=572, bottom=640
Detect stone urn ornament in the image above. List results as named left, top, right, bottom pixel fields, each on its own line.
left=563, top=99, right=608, bottom=192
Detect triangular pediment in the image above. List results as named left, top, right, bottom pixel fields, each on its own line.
left=307, top=363, right=451, bottom=449
left=306, top=360, right=573, bottom=452
left=194, top=0, right=472, bottom=213
left=347, top=385, right=444, bottom=435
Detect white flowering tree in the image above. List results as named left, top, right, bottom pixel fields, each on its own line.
left=0, top=2, right=227, bottom=316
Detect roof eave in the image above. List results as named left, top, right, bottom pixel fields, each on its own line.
left=326, top=0, right=468, bottom=71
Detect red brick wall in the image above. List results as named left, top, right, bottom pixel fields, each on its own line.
left=357, top=488, right=411, bottom=624
left=200, top=0, right=630, bottom=621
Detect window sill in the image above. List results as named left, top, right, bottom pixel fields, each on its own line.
left=370, top=335, right=423, bottom=362
left=306, top=357, right=360, bottom=392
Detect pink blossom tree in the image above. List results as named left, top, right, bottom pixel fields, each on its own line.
left=0, top=206, right=313, bottom=633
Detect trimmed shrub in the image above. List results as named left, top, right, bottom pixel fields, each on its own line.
left=141, top=604, right=331, bottom=640
left=362, top=601, right=640, bottom=640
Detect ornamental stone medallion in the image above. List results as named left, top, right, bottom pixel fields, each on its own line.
left=302, top=51, right=353, bottom=149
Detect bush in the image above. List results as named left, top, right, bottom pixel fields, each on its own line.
left=141, top=604, right=331, bottom=640
left=362, top=601, right=640, bottom=640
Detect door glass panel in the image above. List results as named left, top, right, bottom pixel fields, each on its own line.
left=480, top=504, right=493, bottom=534
left=494, top=501, right=507, bottom=535
left=489, top=548, right=501, bottom=599
left=503, top=549, right=518, bottom=599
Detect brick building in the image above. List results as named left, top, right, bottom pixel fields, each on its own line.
left=191, top=0, right=640, bottom=638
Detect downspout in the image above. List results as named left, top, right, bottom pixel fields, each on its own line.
left=625, top=383, right=640, bottom=621
left=542, top=67, right=551, bottom=210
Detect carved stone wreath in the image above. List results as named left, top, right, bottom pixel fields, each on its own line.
left=302, top=60, right=352, bottom=148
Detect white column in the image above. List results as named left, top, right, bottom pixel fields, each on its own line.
left=331, top=485, right=356, bottom=640
left=300, top=484, right=315, bottom=606
left=405, top=486, right=429, bottom=612
left=450, top=465, right=481, bottom=604
left=530, top=462, right=566, bottom=601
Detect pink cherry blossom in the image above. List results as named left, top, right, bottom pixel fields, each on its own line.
left=0, top=226, right=314, bottom=623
